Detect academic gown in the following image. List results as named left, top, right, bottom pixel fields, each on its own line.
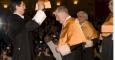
left=7, top=14, right=39, bottom=60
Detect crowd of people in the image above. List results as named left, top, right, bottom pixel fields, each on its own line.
left=0, top=0, right=113, bottom=60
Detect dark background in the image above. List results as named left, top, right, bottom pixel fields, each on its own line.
left=0, top=0, right=111, bottom=32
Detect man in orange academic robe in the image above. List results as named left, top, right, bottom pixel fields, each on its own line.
left=54, top=6, right=86, bottom=60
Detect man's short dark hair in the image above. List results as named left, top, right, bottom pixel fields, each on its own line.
left=10, top=0, right=23, bottom=12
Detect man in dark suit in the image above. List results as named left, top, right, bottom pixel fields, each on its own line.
left=7, top=0, right=46, bottom=60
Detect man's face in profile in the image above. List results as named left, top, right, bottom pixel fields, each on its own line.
left=16, top=1, right=26, bottom=15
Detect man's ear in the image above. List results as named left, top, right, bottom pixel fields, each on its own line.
left=16, top=5, right=19, bottom=10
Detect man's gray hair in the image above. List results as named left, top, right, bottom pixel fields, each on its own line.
left=55, top=6, right=69, bottom=14
left=77, top=11, right=88, bottom=20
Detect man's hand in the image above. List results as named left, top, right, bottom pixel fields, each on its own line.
left=35, top=1, right=45, bottom=11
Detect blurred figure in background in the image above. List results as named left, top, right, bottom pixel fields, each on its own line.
left=100, top=0, right=113, bottom=60
left=77, top=11, right=98, bottom=60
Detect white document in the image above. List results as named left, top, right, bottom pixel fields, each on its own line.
left=47, top=41, right=62, bottom=60
left=32, top=10, right=46, bottom=25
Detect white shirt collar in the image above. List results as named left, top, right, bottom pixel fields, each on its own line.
left=63, top=16, right=71, bottom=25
left=65, top=16, right=71, bottom=21
left=14, top=12, right=24, bottom=19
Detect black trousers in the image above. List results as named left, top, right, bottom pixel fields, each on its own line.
left=12, top=47, right=34, bottom=60
left=102, top=34, right=113, bottom=60
left=62, top=43, right=83, bottom=60
left=83, top=47, right=94, bottom=60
